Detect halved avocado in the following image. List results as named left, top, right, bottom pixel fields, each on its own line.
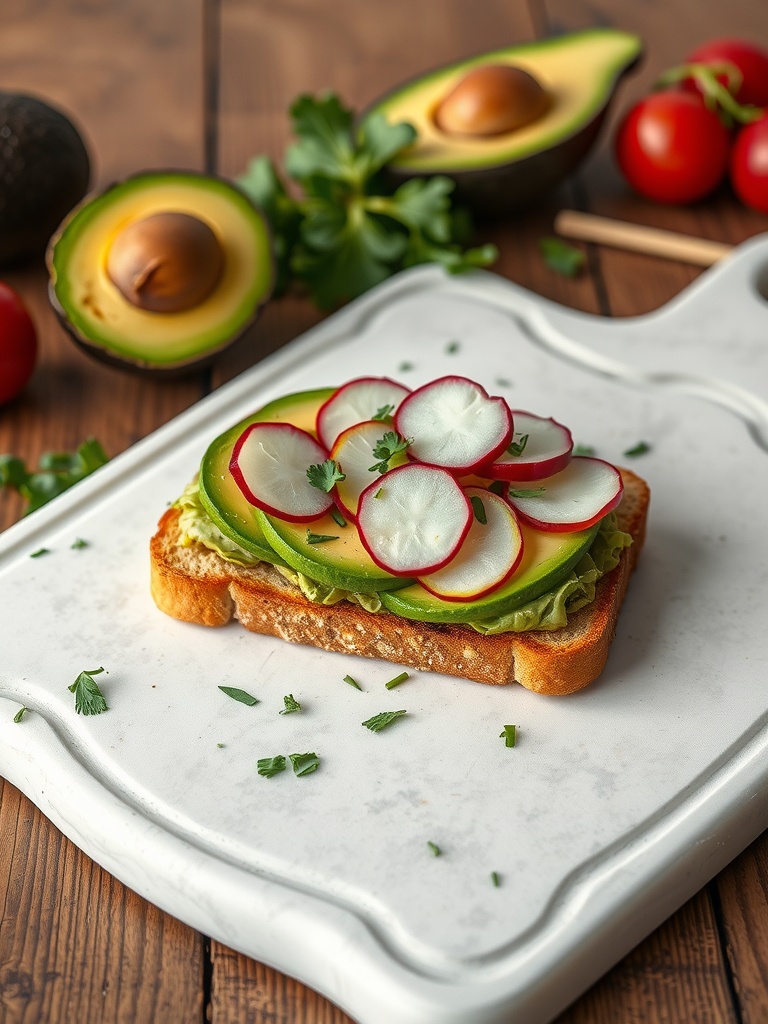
left=47, top=171, right=274, bottom=374
left=380, top=521, right=598, bottom=622
left=367, top=29, right=642, bottom=213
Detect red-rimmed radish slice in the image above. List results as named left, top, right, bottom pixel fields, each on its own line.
left=505, top=457, right=623, bottom=532
left=316, top=377, right=410, bottom=450
left=394, top=375, right=512, bottom=473
left=488, top=411, right=573, bottom=482
left=331, top=420, right=407, bottom=519
left=419, top=487, right=524, bottom=601
left=230, top=422, right=334, bottom=522
left=357, top=463, right=472, bottom=576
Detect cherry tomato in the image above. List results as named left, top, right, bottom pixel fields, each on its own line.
left=730, top=115, right=768, bottom=214
left=0, top=282, right=37, bottom=405
left=686, top=38, right=768, bottom=107
left=615, top=91, right=731, bottom=204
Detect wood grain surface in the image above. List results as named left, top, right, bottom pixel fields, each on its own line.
left=1, top=0, right=768, bottom=1022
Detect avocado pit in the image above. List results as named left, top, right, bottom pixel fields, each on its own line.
left=106, top=211, right=225, bottom=313
left=433, top=64, right=551, bottom=137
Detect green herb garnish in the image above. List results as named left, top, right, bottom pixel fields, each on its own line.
left=495, top=377, right=512, bottom=387
left=330, top=507, right=347, bottom=527
left=0, top=438, right=109, bottom=517
left=369, top=431, right=412, bottom=474
left=573, top=444, right=596, bottom=457
left=344, top=674, right=363, bottom=690
left=289, top=751, right=320, bottom=776
left=427, top=841, right=441, bottom=857
left=71, top=538, right=89, bottom=549
left=470, top=494, right=487, bottom=524
left=539, top=237, right=585, bottom=277
left=257, top=755, right=287, bottom=778
left=489, top=480, right=507, bottom=497
left=384, top=671, right=409, bottom=690
left=30, top=547, right=50, bottom=558
left=491, top=871, right=501, bottom=887
left=218, top=686, right=259, bottom=706
left=13, top=706, right=28, bottom=723
left=500, top=724, right=517, bottom=748
left=237, top=93, right=497, bottom=310
left=362, top=709, right=407, bottom=732
left=69, top=667, right=109, bottom=716
left=623, top=441, right=651, bottom=457
left=506, top=433, right=529, bottom=457
left=306, top=530, right=339, bottom=545
left=508, top=487, right=545, bottom=499
left=398, top=361, right=414, bottom=372
left=307, top=458, right=345, bottom=492
left=372, top=404, right=395, bottom=423
left=279, top=694, right=302, bottom=715
left=374, top=487, right=384, bottom=499
left=446, top=340, right=461, bottom=354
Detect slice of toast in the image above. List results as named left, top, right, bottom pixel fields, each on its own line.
left=150, top=469, right=649, bottom=695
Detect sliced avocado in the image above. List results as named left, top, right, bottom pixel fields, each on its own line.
left=47, top=171, right=274, bottom=373
left=257, top=509, right=412, bottom=594
left=368, top=29, right=642, bottom=212
left=380, top=521, right=598, bottom=622
left=199, top=387, right=334, bottom=562
left=0, top=92, right=90, bottom=268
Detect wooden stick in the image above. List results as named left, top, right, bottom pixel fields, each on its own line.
left=554, top=210, right=734, bottom=267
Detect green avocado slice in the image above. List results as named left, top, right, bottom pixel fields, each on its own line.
left=380, top=521, right=599, bottom=622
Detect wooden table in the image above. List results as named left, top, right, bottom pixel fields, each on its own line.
left=2, top=1, right=767, bottom=1021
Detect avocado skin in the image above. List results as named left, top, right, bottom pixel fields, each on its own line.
left=0, top=92, right=90, bottom=267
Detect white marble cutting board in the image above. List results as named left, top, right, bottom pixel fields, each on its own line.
left=3, top=241, right=768, bottom=1024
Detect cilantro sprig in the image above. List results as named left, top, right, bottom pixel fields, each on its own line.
left=307, top=458, right=345, bottom=492
left=69, top=667, right=109, bottom=716
left=237, top=93, right=497, bottom=309
left=0, top=439, right=109, bottom=517
left=369, top=431, right=411, bottom=474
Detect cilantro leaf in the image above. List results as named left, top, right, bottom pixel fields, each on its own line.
left=372, top=404, right=395, bottom=423
left=289, top=751, right=320, bottom=776
left=218, top=686, right=259, bottom=706
left=279, top=694, right=302, bottom=715
left=362, top=710, right=408, bottom=732
left=307, top=458, right=345, bottom=492
left=506, top=433, right=529, bottom=457
left=69, top=667, right=109, bottom=716
left=539, top=237, right=585, bottom=277
left=237, top=155, right=302, bottom=294
left=1, top=439, right=109, bottom=518
left=257, top=755, right=287, bottom=778
left=368, top=431, right=411, bottom=474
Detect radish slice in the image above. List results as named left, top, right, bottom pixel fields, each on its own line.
left=331, top=420, right=408, bottom=519
left=356, top=463, right=473, bottom=576
left=316, top=377, right=410, bottom=450
left=487, top=411, right=573, bottom=482
left=394, top=375, right=512, bottom=473
left=419, top=488, right=524, bottom=601
left=230, top=422, right=334, bottom=522
left=505, top=457, right=623, bottom=532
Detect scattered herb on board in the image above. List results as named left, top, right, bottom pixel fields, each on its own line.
left=491, top=871, right=502, bottom=887
left=470, top=494, right=487, bottom=524
left=362, top=710, right=407, bottom=733
left=257, top=755, right=287, bottom=778
left=71, top=537, right=89, bottom=549
left=307, top=458, right=345, bottom=492
left=495, top=377, right=512, bottom=387
left=69, top=667, right=109, bottom=716
left=538, top=237, right=585, bottom=277
left=500, top=724, right=517, bottom=748
left=427, top=841, right=442, bottom=857
left=236, top=93, right=497, bottom=309
left=384, top=671, right=409, bottom=690
left=306, top=530, right=339, bottom=545
left=218, top=685, right=259, bottom=706
left=13, top=706, right=28, bottom=723
left=289, top=752, right=320, bottom=776
left=29, top=547, right=50, bottom=558
left=573, top=444, right=596, bottom=457
left=344, top=674, right=363, bottom=690
left=279, top=694, right=302, bottom=715
left=445, top=340, right=461, bottom=354
left=0, top=438, right=109, bottom=518
left=369, top=432, right=412, bottom=474
left=398, top=361, right=414, bottom=372
left=624, top=441, right=651, bottom=457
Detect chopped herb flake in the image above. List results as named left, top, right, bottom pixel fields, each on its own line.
left=470, top=494, right=487, bottom=524
left=500, top=724, right=517, bottom=748
left=374, top=487, right=384, bottom=499
left=398, top=361, right=414, bottom=372
left=384, top=671, right=409, bottom=690
left=446, top=340, right=461, bottom=354
left=279, top=693, right=302, bottom=715
left=71, top=537, right=89, bottom=549
left=369, top=431, right=412, bottom=474
left=257, top=755, right=287, bottom=778
left=289, top=751, right=320, bottom=776
left=506, top=433, right=529, bottom=457
left=344, top=674, right=363, bottom=690
left=495, top=377, right=512, bottom=387
left=69, top=667, right=108, bottom=716
left=13, top=706, right=28, bottom=723
left=307, top=458, right=345, bottom=492
left=508, top=487, right=545, bottom=499
left=362, top=709, right=407, bottom=732
left=539, top=236, right=585, bottom=277
left=30, top=547, right=50, bottom=558
left=218, top=686, right=259, bottom=706
left=330, top=507, right=347, bottom=527
left=372, top=404, right=395, bottom=423
left=489, top=480, right=507, bottom=497
left=623, top=441, right=651, bottom=457
left=491, top=871, right=502, bottom=887
left=573, top=444, right=596, bottom=457
left=427, top=841, right=441, bottom=857
left=306, top=530, right=339, bottom=545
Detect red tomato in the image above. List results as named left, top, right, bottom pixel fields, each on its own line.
left=730, top=115, right=768, bottom=214
left=686, top=38, right=768, bottom=107
left=615, top=91, right=731, bottom=204
left=0, top=283, right=37, bottom=405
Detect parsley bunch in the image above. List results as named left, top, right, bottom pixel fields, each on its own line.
left=238, top=93, right=498, bottom=309
left=0, top=438, right=109, bottom=516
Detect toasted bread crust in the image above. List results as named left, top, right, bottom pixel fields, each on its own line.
left=150, top=469, right=649, bottom=695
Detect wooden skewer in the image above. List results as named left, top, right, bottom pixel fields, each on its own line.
left=554, top=210, right=734, bottom=267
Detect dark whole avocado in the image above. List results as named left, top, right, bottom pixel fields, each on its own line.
left=366, top=29, right=642, bottom=214
left=0, top=92, right=90, bottom=267
left=46, top=170, right=275, bottom=376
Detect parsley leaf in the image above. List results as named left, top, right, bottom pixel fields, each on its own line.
left=219, top=686, right=259, bottom=706
left=307, top=458, right=345, bottom=492
left=279, top=694, right=302, bottom=715
left=539, top=237, right=585, bottom=277
left=257, top=755, right=287, bottom=778
left=368, top=431, right=411, bottom=474
left=0, top=439, right=109, bottom=518
left=289, top=751, right=320, bottom=776
left=372, top=404, right=395, bottom=423
left=237, top=93, right=497, bottom=309
left=362, top=710, right=408, bottom=732
left=69, top=667, right=109, bottom=716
